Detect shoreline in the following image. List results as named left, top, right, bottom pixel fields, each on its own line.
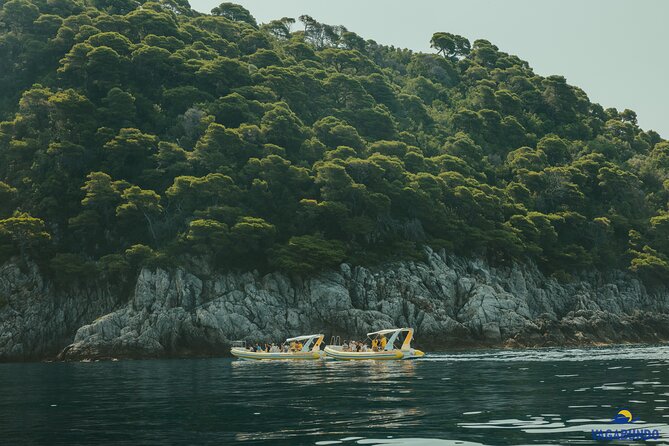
left=2, top=338, right=667, bottom=365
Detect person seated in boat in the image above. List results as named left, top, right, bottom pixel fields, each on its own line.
left=342, top=340, right=349, bottom=352
left=255, top=343, right=263, bottom=352
left=371, top=338, right=378, bottom=352
left=380, top=336, right=387, bottom=350
left=282, top=343, right=289, bottom=353
left=350, top=341, right=356, bottom=352
left=289, top=341, right=296, bottom=352
left=269, top=344, right=279, bottom=353
left=361, top=343, right=368, bottom=352
left=296, top=341, right=303, bottom=351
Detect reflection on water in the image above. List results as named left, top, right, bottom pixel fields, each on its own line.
left=1, top=345, right=669, bottom=445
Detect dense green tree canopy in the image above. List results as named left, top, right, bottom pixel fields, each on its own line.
left=0, top=1, right=667, bottom=283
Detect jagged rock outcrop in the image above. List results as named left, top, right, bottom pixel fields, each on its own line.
left=2, top=248, right=669, bottom=361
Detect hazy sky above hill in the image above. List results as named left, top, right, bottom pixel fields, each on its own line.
left=191, top=0, right=668, bottom=138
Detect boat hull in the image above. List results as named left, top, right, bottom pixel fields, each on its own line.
left=323, top=346, right=424, bottom=360
left=231, top=348, right=323, bottom=360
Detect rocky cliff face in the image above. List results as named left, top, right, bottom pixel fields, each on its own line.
left=0, top=262, right=119, bottom=361
left=1, top=248, right=669, bottom=361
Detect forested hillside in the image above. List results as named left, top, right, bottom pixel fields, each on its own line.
left=0, top=0, right=667, bottom=284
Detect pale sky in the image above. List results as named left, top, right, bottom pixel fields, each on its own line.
left=190, top=0, right=668, bottom=138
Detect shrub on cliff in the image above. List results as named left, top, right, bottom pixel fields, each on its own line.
left=269, top=235, right=346, bottom=274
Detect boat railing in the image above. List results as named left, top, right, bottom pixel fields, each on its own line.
left=327, top=336, right=343, bottom=351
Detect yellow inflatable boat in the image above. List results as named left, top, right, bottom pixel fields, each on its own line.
left=324, top=328, right=425, bottom=361
left=230, top=334, right=324, bottom=360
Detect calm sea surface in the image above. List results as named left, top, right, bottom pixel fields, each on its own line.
left=2, top=345, right=669, bottom=445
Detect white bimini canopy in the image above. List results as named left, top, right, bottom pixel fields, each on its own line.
left=366, top=328, right=415, bottom=351
left=366, top=328, right=412, bottom=337
left=286, top=334, right=324, bottom=342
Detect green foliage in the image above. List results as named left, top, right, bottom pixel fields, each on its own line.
left=630, top=246, right=669, bottom=284
left=0, top=2, right=666, bottom=283
left=185, top=218, right=229, bottom=254
left=211, top=3, right=257, bottom=27
left=0, top=181, right=18, bottom=217
left=229, top=216, right=275, bottom=265
left=124, top=244, right=171, bottom=269
left=430, top=32, right=471, bottom=60
left=49, top=253, right=98, bottom=284
left=98, top=253, right=131, bottom=278
left=270, top=235, right=346, bottom=274
left=0, top=213, right=51, bottom=262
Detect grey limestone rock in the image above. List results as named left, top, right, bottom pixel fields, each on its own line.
left=1, top=247, right=669, bottom=361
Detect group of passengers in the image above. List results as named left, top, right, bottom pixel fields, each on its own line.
left=247, top=341, right=304, bottom=353
left=245, top=336, right=389, bottom=354
left=341, top=336, right=387, bottom=352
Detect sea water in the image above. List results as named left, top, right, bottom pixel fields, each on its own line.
left=2, top=344, right=669, bottom=445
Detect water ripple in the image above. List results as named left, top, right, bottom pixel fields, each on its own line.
left=1, top=344, right=668, bottom=445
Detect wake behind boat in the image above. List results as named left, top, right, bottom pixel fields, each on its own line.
left=324, top=328, right=425, bottom=360
left=230, top=334, right=325, bottom=360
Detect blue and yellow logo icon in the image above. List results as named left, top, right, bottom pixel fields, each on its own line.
left=591, top=408, right=660, bottom=441
left=612, top=409, right=634, bottom=424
